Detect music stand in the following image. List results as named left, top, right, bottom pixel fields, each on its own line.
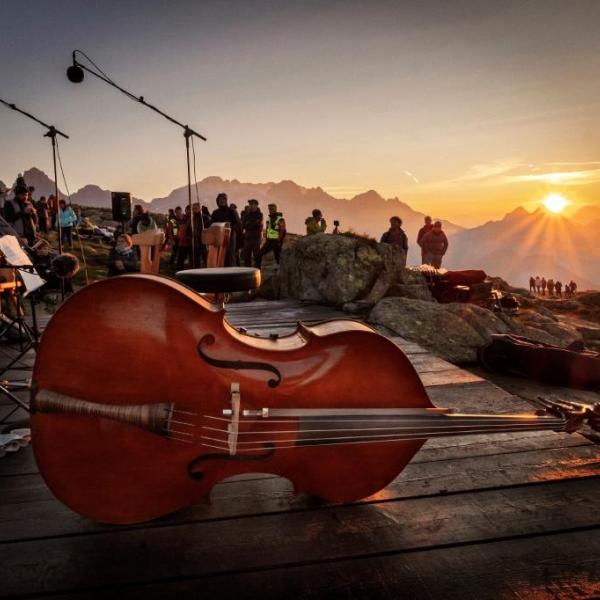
left=0, top=238, right=46, bottom=426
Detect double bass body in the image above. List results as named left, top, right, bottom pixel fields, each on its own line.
left=31, top=275, right=431, bottom=524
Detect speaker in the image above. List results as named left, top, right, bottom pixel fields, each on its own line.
left=111, top=192, right=131, bottom=222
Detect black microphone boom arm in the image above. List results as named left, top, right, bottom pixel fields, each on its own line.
left=69, top=50, right=206, bottom=141
left=67, top=49, right=207, bottom=266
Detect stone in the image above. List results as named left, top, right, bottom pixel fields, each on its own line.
left=368, top=296, right=584, bottom=365
left=368, top=297, right=487, bottom=364
left=278, top=233, right=411, bottom=307
left=386, top=283, right=434, bottom=302
left=578, top=292, right=600, bottom=308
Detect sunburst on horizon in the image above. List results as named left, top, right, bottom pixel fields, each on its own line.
left=542, top=193, right=570, bottom=214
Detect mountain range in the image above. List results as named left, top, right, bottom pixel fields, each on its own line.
left=446, top=207, right=600, bottom=290
left=10, top=168, right=462, bottom=264
left=3, top=168, right=599, bottom=289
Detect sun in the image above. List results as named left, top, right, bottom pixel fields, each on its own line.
left=542, top=193, right=570, bottom=214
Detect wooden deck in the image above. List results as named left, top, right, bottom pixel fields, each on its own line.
left=1, top=299, right=599, bottom=599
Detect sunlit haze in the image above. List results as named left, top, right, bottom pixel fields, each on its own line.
left=1, top=1, right=599, bottom=227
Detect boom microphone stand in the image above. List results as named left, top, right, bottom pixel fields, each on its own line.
left=0, top=99, right=67, bottom=256
left=66, top=50, right=207, bottom=266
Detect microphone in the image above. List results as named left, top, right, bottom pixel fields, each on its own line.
left=66, top=52, right=84, bottom=83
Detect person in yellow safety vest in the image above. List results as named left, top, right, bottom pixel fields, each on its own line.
left=256, top=203, right=286, bottom=269
left=305, top=208, right=327, bottom=235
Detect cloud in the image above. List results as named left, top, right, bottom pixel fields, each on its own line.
left=403, top=170, right=420, bottom=184
left=419, top=159, right=600, bottom=190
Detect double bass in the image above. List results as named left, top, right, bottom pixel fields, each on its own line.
left=31, top=274, right=600, bottom=524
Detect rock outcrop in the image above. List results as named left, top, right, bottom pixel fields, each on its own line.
left=369, top=297, right=583, bottom=364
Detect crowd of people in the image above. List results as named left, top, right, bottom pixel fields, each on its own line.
left=1, top=173, right=454, bottom=283
left=161, top=194, right=287, bottom=270
left=0, top=176, right=81, bottom=249
left=529, top=276, right=577, bottom=298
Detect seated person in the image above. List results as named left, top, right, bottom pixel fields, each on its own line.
left=31, top=240, right=77, bottom=295
left=107, top=234, right=140, bottom=276
left=77, top=217, right=95, bottom=238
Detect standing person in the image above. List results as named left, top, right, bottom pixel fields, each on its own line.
left=541, top=277, right=547, bottom=296
left=4, top=179, right=36, bottom=245
left=241, top=199, right=263, bottom=267
left=36, top=196, right=50, bottom=237
left=130, top=204, right=144, bottom=235
left=136, top=212, right=157, bottom=233
left=256, top=203, right=286, bottom=268
left=529, top=276, right=536, bottom=293
left=167, top=207, right=182, bottom=266
left=380, top=216, right=408, bottom=252
left=47, top=194, right=58, bottom=230
left=210, top=193, right=242, bottom=267
left=570, top=280, right=577, bottom=296
left=555, top=280, right=563, bottom=298
left=333, top=220, right=340, bottom=234
left=420, top=221, right=448, bottom=269
left=305, top=209, right=327, bottom=235
left=547, top=278, right=554, bottom=297
left=176, top=206, right=192, bottom=270
left=58, top=199, right=77, bottom=249
left=417, top=216, right=433, bottom=264
left=190, top=202, right=208, bottom=267
left=535, top=276, right=541, bottom=294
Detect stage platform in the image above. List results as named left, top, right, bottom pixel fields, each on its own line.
left=1, top=299, right=599, bottom=599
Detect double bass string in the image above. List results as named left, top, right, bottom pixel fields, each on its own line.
left=198, top=423, right=567, bottom=453
left=198, top=418, right=567, bottom=453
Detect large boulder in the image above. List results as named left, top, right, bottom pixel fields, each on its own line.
left=279, top=233, right=382, bottom=304
left=279, top=233, right=408, bottom=306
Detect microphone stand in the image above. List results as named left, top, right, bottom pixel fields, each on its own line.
left=68, top=50, right=207, bottom=267
left=0, top=99, right=67, bottom=299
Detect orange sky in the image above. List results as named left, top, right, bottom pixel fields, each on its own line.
left=1, top=1, right=599, bottom=227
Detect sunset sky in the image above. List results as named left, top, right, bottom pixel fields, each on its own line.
left=1, top=0, right=599, bottom=226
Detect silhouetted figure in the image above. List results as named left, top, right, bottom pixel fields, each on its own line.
left=420, top=220, right=448, bottom=269
left=535, top=276, right=541, bottom=294
left=4, top=176, right=38, bottom=245
left=417, top=216, right=433, bottom=264
left=547, top=278, right=554, bottom=297
left=529, top=276, right=536, bottom=293
left=36, top=196, right=50, bottom=235
left=211, top=193, right=242, bottom=267
left=305, top=209, right=327, bottom=235
left=555, top=280, right=562, bottom=298
left=333, top=220, right=340, bottom=234
left=541, top=277, right=547, bottom=296
left=569, top=280, right=577, bottom=297
left=380, top=216, right=408, bottom=251
left=167, top=207, right=183, bottom=266
left=241, top=199, right=263, bottom=267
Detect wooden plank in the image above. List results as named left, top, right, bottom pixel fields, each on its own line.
left=1, top=443, right=597, bottom=543
left=1, top=478, right=599, bottom=596
left=40, top=528, right=600, bottom=600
